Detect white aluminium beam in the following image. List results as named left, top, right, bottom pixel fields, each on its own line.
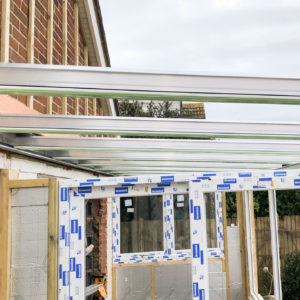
left=1, top=63, right=300, bottom=104
left=53, top=150, right=299, bottom=164
left=1, top=114, right=300, bottom=139
left=14, top=136, right=300, bottom=154
left=91, top=165, right=278, bottom=173
left=78, top=161, right=282, bottom=169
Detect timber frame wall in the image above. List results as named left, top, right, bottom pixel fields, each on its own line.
left=0, top=0, right=104, bottom=115
left=0, top=170, right=59, bottom=300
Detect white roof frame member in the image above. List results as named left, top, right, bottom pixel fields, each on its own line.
left=14, top=135, right=300, bottom=153
left=1, top=114, right=300, bottom=173
left=1, top=114, right=300, bottom=140
left=11, top=135, right=300, bottom=171
left=1, top=64, right=300, bottom=173
left=2, top=63, right=300, bottom=104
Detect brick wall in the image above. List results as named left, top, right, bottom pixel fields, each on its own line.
left=0, top=0, right=104, bottom=115
left=0, top=0, right=108, bottom=291
left=86, top=199, right=108, bottom=288
left=98, top=198, right=108, bottom=276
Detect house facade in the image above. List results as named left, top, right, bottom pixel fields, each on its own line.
left=0, top=1, right=113, bottom=299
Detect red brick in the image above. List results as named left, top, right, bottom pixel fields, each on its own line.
left=12, top=26, right=27, bottom=48
left=10, top=13, right=20, bottom=29
left=34, top=99, right=47, bottom=114
left=6, top=0, right=90, bottom=119
left=12, top=4, right=27, bottom=26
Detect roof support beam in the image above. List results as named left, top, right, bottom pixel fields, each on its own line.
left=91, top=165, right=278, bottom=173
left=13, top=136, right=300, bottom=154
left=1, top=63, right=300, bottom=104
left=52, top=150, right=298, bottom=164
left=78, top=160, right=281, bottom=169
left=0, top=114, right=300, bottom=140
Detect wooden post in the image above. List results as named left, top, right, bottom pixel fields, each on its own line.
left=112, top=266, right=116, bottom=300
left=0, top=170, right=19, bottom=300
left=27, top=0, right=35, bottom=63
left=27, top=0, right=35, bottom=109
left=236, top=192, right=250, bottom=300
left=222, top=192, right=230, bottom=300
left=47, top=0, right=54, bottom=114
left=151, top=265, right=155, bottom=300
left=0, top=0, right=10, bottom=62
left=48, top=178, right=59, bottom=300
left=93, top=98, right=97, bottom=115
left=249, top=191, right=259, bottom=293
left=74, top=2, right=80, bottom=115
left=0, top=170, right=10, bottom=299
left=8, top=178, right=49, bottom=188
left=84, top=46, right=89, bottom=115
left=62, top=0, right=68, bottom=114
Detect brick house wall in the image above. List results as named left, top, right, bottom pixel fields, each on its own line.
left=0, top=0, right=104, bottom=115
left=0, top=0, right=110, bottom=292
left=86, top=199, right=108, bottom=289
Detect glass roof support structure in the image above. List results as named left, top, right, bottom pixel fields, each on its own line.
left=2, top=63, right=300, bottom=104
left=1, top=63, right=300, bottom=174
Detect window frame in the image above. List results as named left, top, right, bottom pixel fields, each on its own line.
left=112, top=189, right=225, bottom=264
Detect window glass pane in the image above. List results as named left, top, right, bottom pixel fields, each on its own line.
left=205, top=193, right=217, bottom=248
left=277, top=190, right=300, bottom=299
left=174, top=194, right=190, bottom=250
left=174, top=193, right=218, bottom=250
left=253, top=191, right=274, bottom=296
left=254, top=190, right=300, bottom=298
left=120, top=195, right=163, bottom=253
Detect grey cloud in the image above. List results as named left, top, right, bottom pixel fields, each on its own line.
left=100, top=0, right=300, bottom=120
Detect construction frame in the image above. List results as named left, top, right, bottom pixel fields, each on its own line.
left=0, top=171, right=58, bottom=300
left=1, top=63, right=300, bottom=299
left=58, top=174, right=225, bottom=299
left=56, top=169, right=300, bottom=300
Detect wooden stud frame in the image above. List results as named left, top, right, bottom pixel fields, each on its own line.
left=84, top=46, right=89, bottom=115
left=74, top=2, right=80, bottom=115
left=0, top=0, right=10, bottom=62
left=47, top=0, right=54, bottom=114
left=62, top=0, right=68, bottom=114
left=26, top=0, right=35, bottom=109
left=222, top=192, right=230, bottom=300
left=48, top=178, right=59, bottom=300
left=236, top=191, right=250, bottom=300
left=0, top=175, right=59, bottom=300
left=0, top=170, right=11, bottom=300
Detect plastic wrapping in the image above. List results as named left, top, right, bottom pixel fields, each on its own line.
left=116, top=266, right=152, bottom=300
left=11, top=187, right=48, bottom=300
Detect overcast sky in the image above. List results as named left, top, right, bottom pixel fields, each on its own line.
left=100, top=0, right=300, bottom=121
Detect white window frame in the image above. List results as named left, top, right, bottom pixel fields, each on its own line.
left=58, top=170, right=300, bottom=300
left=112, top=190, right=224, bottom=265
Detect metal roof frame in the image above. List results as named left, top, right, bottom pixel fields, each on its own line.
left=2, top=63, right=300, bottom=104
left=1, top=116, right=300, bottom=174
left=0, top=114, right=300, bottom=139
left=1, top=63, right=300, bottom=175
left=13, top=136, right=300, bottom=154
